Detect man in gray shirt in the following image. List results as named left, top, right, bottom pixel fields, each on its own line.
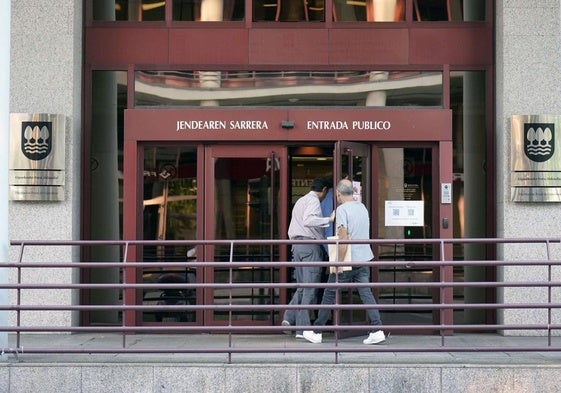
left=313, top=179, right=385, bottom=345
left=282, top=177, right=333, bottom=344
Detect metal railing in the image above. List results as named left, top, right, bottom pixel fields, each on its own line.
left=3, top=237, right=561, bottom=363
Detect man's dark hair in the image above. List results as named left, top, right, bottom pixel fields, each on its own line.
left=310, top=177, right=330, bottom=192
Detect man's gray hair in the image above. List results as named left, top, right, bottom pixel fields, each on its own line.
left=336, top=179, right=354, bottom=196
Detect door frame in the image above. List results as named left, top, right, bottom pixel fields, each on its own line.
left=203, top=144, right=289, bottom=326
left=371, top=141, right=454, bottom=330
left=334, top=140, right=453, bottom=330
left=122, top=108, right=453, bottom=327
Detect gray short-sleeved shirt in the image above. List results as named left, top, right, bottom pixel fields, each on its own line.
left=336, top=200, right=374, bottom=262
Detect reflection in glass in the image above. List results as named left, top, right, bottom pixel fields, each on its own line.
left=91, top=0, right=245, bottom=21
left=89, top=0, right=484, bottom=22
left=142, top=146, right=198, bottom=323
left=414, top=0, right=485, bottom=22
left=93, top=0, right=167, bottom=21
left=213, top=157, right=280, bottom=322
left=135, top=70, right=442, bottom=107
left=252, top=0, right=327, bottom=22
left=289, top=151, right=333, bottom=206
left=252, top=0, right=407, bottom=22
left=174, top=0, right=245, bottom=21
left=341, top=145, right=368, bottom=202
left=335, top=0, right=405, bottom=22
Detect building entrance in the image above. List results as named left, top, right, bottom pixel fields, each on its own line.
left=121, top=108, right=453, bottom=329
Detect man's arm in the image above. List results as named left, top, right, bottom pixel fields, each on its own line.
left=336, top=224, right=349, bottom=259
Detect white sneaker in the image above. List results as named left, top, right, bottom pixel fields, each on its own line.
left=295, top=333, right=304, bottom=339
left=302, top=330, right=322, bottom=344
left=281, top=320, right=291, bottom=335
left=363, top=330, right=386, bottom=345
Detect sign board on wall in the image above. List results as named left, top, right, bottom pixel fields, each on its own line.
left=511, top=115, right=561, bottom=202
left=125, top=108, right=453, bottom=142
left=9, top=113, right=66, bottom=201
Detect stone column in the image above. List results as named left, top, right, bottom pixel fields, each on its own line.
left=462, top=0, right=484, bottom=22
left=90, top=2, right=120, bottom=324
left=0, top=0, right=10, bottom=355
left=365, top=0, right=393, bottom=107
left=365, top=71, right=390, bottom=106
left=371, top=0, right=396, bottom=21
left=201, top=0, right=224, bottom=21
left=462, top=71, right=486, bottom=323
left=199, top=71, right=222, bottom=106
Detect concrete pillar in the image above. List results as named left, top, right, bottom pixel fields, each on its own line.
left=0, top=0, right=10, bottom=357
left=463, top=0, right=485, bottom=22
left=366, top=71, right=389, bottom=106
left=93, top=0, right=116, bottom=20
left=463, top=71, right=487, bottom=323
left=90, top=1, right=120, bottom=324
left=201, top=0, right=224, bottom=21
left=364, top=0, right=395, bottom=104
left=198, top=0, right=223, bottom=107
left=89, top=71, right=121, bottom=324
left=371, top=0, right=396, bottom=21
left=199, top=71, right=222, bottom=106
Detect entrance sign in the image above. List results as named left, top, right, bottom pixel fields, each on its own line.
left=126, top=108, right=452, bottom=142
left=9, top=113, right=65, bottom=201
left=306, top=120, right=391, bottom=130
left=511, top=115, right=561, bottom=202
left=176, top=119, right=269, bottom=130
left=385, top=200, right=424, bottom=227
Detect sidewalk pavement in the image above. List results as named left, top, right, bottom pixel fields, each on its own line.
left=5, top=332, right=561, bottom=365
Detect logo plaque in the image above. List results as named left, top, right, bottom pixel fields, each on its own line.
left=21, top=121, right=53, bottom=161
left=511, top=115, right=561, bottom=202
left=523, top=123, right=554, bottom=163
left=9, top=113, right=66, bottom=201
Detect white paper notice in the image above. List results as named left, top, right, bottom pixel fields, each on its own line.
left=385, top=200, right=424, bottom=227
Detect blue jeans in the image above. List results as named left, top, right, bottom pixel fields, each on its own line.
left=314, top=265, right=382, bottom=328
left=283, top=243, right=325, bottom=334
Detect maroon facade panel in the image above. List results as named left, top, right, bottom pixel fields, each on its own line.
left=329, top=29, right=409, bottom=65
left=410, top=27, right=492, bottom=65
left=170, top=29, right=249, bottom=64
left=86, top=27, right=169, bottom=65
left=86, top=26, right=492, bottom=67
left=249, top=29, right=329, bottom=65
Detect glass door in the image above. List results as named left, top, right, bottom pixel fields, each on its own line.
left=334, top=143, right=444, bottom=328
left=338, top=142, right=370, bottom=205
left=335, top=142, right=372, bottom=326
left=204, top=145, right=288, bottom=326
left=134, top=142, right=444, bottom=328
left=374, top=144, right=439, bottom=327
left=140, top=145, right=200, bottom=324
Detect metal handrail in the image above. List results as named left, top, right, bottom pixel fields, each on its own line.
left=3, top=237, right=561, bottom=363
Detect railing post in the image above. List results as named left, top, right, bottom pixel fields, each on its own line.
left=0, top=0, right=11, bottom=360
left=440, top=239, right=454, bottom=336
left=122, top=241, right=137, bottom=329
left=546, top=240, right=552, bottom=345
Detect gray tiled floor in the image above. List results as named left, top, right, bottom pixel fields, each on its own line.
left=5, top=333, right=561, bottom=365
